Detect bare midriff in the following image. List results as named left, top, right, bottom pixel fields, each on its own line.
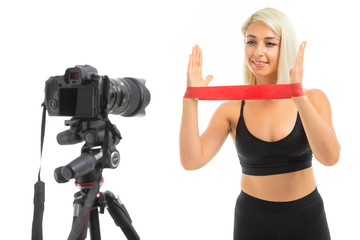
left=240, top=167, right=317, bottom=202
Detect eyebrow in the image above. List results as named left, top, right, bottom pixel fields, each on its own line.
left=246, top=35, right=280, bottom=41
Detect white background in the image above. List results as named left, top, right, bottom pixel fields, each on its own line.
left=1, top=0, right=359, bottom=239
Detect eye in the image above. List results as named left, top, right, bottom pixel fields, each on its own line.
left=246, top=41, right=255, bottom=45
left=266, top=42, right=276, bottom=46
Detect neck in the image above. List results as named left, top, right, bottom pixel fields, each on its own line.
left=254, top=74, right=277, bottom=85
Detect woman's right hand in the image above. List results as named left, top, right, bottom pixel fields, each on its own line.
left=187, top=44, right=213, bottom=87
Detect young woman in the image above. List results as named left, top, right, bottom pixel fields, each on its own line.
left=179, top=8, right=340, bottom=240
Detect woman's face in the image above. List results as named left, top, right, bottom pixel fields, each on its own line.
left=245, top=21, right=280, bottom=84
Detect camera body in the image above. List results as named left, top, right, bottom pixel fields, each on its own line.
left=45, top=65, right=105, bottom=118
left=45, top=65, right=150, bottom=118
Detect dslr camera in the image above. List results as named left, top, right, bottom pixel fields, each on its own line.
left=44, top=65, right=150, bottom=118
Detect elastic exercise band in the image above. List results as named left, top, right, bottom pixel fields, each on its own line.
left=184, top=83, right=304, bottom=100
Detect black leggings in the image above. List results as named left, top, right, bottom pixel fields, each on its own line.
left=234, top=188, right=331, bottom=240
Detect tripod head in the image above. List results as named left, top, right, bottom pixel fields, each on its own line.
left=54, top=117, right=121, bottom=184
left=52, top=118, right=140, bottom=240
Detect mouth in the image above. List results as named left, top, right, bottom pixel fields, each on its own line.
left=252, top=60, right=268, bottom=65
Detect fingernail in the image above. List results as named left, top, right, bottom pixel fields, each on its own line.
left=299, top=41, right=306, bottom=55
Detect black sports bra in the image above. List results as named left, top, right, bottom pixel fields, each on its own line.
left=235, top=100, right=313, bottom=176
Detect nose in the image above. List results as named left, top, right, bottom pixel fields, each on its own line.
left=254, top=44, right=264, bottom=57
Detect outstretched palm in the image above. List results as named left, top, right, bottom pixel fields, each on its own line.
left=187, top=44, right=213, bottom=87
left=290, top=41, right=306, bottom=84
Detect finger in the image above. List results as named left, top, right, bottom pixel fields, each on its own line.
left=205, top=75, right=213, bottom=84
left=191, top=47, right=195, bottom=68
left=197, top=45, right=201, bottom=66
left=299, top=41, right=306, bottom=55
left=199, top=47, right=203, bottom=66
left=295, top=42, right=305, bottom=71
left=299, top=41, right=306, bottom=70
left=298, top=42, right=306, bottom=64
left=188, top=53, right=192, bottom=69
left=195, top=44, right=199, bottom=66
left=193, top=45, right=197, bottom=66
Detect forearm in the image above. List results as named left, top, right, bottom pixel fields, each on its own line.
left=292, top=95, right=340, bottom=166
left=179, top=98, right=202, bottom=170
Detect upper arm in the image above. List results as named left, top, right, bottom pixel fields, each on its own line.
left=198, top=102, right=232, bottom=167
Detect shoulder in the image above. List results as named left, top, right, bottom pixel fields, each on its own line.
left=304, top=88, right=331, bottom=110
left=303, top=89, right=334, bottom=124
left=212, top=101, right=241, bottom=122
left=304, top=88, right=327, bottom=99
left=216, top=101, right=242, bottom=115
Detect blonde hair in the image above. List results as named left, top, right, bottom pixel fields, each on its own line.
left=241, top=8, right=298, bottom=85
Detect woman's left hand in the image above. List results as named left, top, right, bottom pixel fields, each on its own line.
left=289, top=41, right=306, bottom=84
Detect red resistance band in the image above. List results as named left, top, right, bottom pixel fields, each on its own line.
left=184, top=83, right=305, bottom=100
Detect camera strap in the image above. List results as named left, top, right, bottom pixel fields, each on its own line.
left=184, top=83, right=305, bottom=100
left=32, top=103, right=46, bottom=240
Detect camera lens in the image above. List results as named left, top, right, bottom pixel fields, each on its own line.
left=108, top=78, right=150, bottom=117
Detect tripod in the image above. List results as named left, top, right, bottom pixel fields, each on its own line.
left=54, top=118, right=140, bottom=240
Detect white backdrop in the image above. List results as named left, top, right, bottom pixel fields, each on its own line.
left=1, top=0, right=359, bottom=239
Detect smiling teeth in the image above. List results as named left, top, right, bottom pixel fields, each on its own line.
left=253, top=61, right=267, bottom=65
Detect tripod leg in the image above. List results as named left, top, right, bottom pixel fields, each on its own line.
left=89, top=208, right=101, bottom=240
left=105, top=191, right=140, bottom=240
left=68, top=181, right=100, bottom=240
left=71, top=194, right=88, bottom=240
